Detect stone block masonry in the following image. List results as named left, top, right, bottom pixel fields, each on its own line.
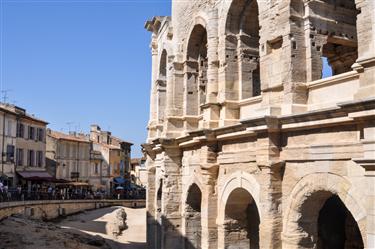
left=144, top=0, right=375, bottom=248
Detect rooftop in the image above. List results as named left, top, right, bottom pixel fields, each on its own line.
left=0, top=103, right=48, bottom=125
left=48, top=130, right=90, bottom=143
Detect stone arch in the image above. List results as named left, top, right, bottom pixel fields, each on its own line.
left=156, top=49, right=167, bottom=123
left=183, top=13, right=210, bottom=59
left=159, top=49, right=167, bottom=79
left=184, top=21, right=209, bottom=118
left=218, top=0, right=264, bottom=36
left=288, top=0, right=360, bottom=81
left=218, top=0, right=262, bottom=104
left=182, top=176, right=204, bottom=213
left=282, top=173, right=367, bottom=248
left=217, top=171, right=261, bottom=249
left=218, top=171, right=261, bottom=223
left=184, top=183, right=203, bottom=249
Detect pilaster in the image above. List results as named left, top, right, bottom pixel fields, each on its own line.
left=354, top=0, right=375, bottom=100
left=159, top=140, right=183, bottom=249
left=255, top=117, right=283, bottom=249
left=353, top=124, right=375, bottom=248
left=200, top=141, right=219, bottom=249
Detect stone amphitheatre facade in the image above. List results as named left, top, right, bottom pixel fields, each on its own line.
left=142, top=0, right=375, bottom=248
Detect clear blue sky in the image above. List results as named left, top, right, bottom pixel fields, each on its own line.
left=1, top=0, right=171, bottom=158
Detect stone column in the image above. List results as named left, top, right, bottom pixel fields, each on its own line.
left=354, top=125, right=375, bottom=248
left=255, top=118, right=283, bottom=249
left=165, top=55, right=175, bottom=117
left=146, top=158, right=157, bottom=249
left=159, top=143, right=183, bottom=249
left=164, top=60, right=185, bottom=138
left=200, top=142, right=219, bottom=249
left=202, top=9, right=220, bottom=129
left=354, top=0, right=375, bottom=99
left=148, top=39, right=159, bottom=141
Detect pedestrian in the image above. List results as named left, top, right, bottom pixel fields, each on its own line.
left=47, top=186, right=53, bottom=200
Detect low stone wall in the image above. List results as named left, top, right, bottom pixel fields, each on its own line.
left=0, top=199, right=145, bottom=220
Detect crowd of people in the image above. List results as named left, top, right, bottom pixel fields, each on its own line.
left=0, top=181, right=145, bottom=203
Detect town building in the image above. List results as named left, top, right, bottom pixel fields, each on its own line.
left=46, top=130, right=91, bottom=183
left=46, top=126, right=133, bottom=192
left=130, top=157, right=147, bottom=187
left=89, top=149, right=105, bottom=190
left=90, top=125, right=133, bottom=190
left=143, top=1, right=375, bottom=248
left=0, top=104, right=48, bottom=187
left=0, top=105, right=17, bottom=187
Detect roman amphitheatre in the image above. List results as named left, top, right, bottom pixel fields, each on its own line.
left=143, top=0, right=375, bottom=248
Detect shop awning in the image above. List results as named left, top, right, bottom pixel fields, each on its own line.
left=113, top=177, right=126, bottom=184
left=17, top=171, right=54, bottom=181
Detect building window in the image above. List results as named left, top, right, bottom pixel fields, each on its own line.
left=27, top=150, right=35, bottom=167
left=37, top=128, right=44, bottom=142
left=6, top=145, right=15, bottom=162
left=94, top=163, right=99, bottom=174
left=16, top=148, right=23, bottom=166
left=28, top=126, right=35, bottom=140
left=6, top=120, right=13, bottom=136
left=16, top=123, right=24, bottom=138
left=36, top=151, right=43, bottom=167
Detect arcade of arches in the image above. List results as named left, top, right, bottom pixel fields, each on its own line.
left=144, top=0, right=375, bottom=248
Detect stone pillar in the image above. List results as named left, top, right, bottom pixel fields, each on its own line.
left=146, top=158, right=157, bottom=249
left=354, top=0, right=375, bottom=99
left=202, top=10, right=220, bottom=129
left=165, top=55, right=175, bottom=117
left=200, top=142, right=219, bottom=249
left=206, top=10, right=219, bottom=104
left=255, top=118, right=283, bottom=249
left=148, top=39, right=159, bottom=141
left=159, top=144, right=183, bottom=249
left=354, top=125, right=375, bottom=248
left=164, top=60, right=185, bottom=138
left=217, top=32, right=240, bottom=127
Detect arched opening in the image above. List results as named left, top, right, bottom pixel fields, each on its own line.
left=157, top=50, right=167, bottom=124
left=226, top=0, right=261, bottom=100
left=224, top=188, right=260, bottom=249
left=156, top=179, right=163, bottom=249
left=293, top=0, right=360, bottom=81
left=186, top=24, right=208, bottom=116
left=298, top=191, right=364, bottom=248
left=185, top=183, right=202, bottom=249
left=160, top=50, right=167, bottom=79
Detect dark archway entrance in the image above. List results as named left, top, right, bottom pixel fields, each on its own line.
left=185, top=183, right=202, bottom=249
left=224, top=188, right=260, bottom=249
left=297, top=191, right=364, bottom=249
left=317, top=195, right=364, bottom=249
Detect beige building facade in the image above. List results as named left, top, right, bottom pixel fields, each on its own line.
left=143, top=1, right=375, bottom=249
left=90, top=125, right=132, bottom=190
left=0, top=106, right=17, bottom=186
left=0, top=104, right=48, bottom=187
left=46, top=130, right=91, bottom=182
left=130, top=157, right=147, bottom=187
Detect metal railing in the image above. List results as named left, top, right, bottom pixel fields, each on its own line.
left=0, top=190, right=145, bottom=203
